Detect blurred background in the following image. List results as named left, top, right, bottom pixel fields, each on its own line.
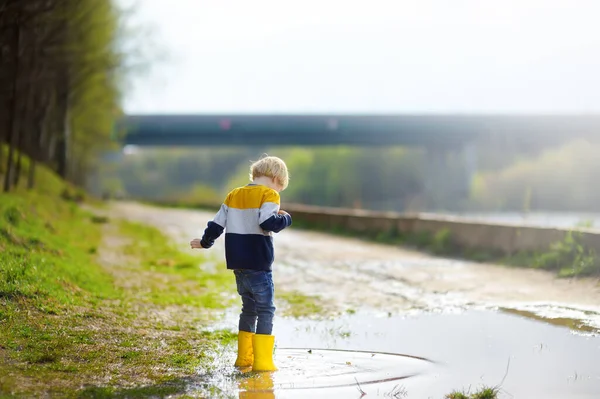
left=3, top=0, right=600, bottom=225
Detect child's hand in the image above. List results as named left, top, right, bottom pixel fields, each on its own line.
left=278, top=210, right=289, bottom=216
left=190, top=238, right=204, bottom=249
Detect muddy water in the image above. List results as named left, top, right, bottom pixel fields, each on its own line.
left=109, top=203, right=600, bottom=398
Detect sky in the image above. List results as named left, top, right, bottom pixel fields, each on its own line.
left=122, top=0, right=600, bottom=114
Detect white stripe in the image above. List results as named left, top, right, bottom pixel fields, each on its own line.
left=226, top=208, right=270, bottom=235
left=213, top=204, right=228, bottom=227
left=258, top=202, right=280, bottom=224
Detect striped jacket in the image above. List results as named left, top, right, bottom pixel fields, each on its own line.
left=200, top=183, right=292, bottom=271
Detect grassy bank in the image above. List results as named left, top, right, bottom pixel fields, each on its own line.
left=0, top=164, right=237, bottom=397
left=292, top=219, right=600, bottom=278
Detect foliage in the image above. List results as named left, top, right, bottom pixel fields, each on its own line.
left=94, top=147, right=255, bottom=199
left=531, top=231, right=599, bottom=277
left=99, top=146, right=435, bottom=212
left=276, top=146, right=428, bottom=210
left=0, top=0, right=147, bottom=192
left=168, top=183, right=222, bottom=207
left=471, top=140, right=600, bottom=212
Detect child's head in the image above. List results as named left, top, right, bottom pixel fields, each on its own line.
left=250, top=155, right=289, bottom=192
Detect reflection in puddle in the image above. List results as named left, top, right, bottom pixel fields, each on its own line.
left=238, top=371, right=275, bottom=399
left=498, top=304, right=600, bottom=334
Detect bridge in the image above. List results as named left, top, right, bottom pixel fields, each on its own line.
left=117, top=114, right=600, bottom=148
left=115, top=113, right=600, bottom=208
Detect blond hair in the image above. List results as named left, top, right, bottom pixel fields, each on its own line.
left=249, top=155, right=289, bottom=190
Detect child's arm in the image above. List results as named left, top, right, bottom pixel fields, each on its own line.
left=190, top=203, right=228, bottom=249
left=259, top=191, right=292, bottom=233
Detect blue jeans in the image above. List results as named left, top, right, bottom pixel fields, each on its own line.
left=234, top=270, right=276, bottom=335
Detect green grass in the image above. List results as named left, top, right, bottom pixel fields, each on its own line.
left=0, top=153, right=119, bottom=310
left=278, top=290, right=326, bottom=318
left=445, top=386, right=499, bottom=399
left=0, top=164, right=116, bottom=306
left=0, top=151, right=241, bottom=397
left=1, top=199, right=118, bottom=306
left=117, top=220, right=236, bottom=309
left=200, top=329, right=237, bottom=346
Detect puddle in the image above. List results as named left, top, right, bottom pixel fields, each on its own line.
left=193, top=309, right=600, bottom=398
left=243, top=349, right=433, bottom=390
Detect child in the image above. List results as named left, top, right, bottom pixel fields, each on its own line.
left=190, top=155, right=292, bottom=372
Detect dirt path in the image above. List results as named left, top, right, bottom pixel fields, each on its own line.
left=110, top=202, right=600, bottom=329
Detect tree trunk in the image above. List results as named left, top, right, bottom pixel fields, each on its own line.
left=27, top=158, right=35, bottom=189
left=3, top=8, right=21, bottom=193
left=13, top=145, right=21, bottom=187
left=0, top=124, right=5, bottom=169
left=0, top=135, right=4, bottom=173
left=55, top=74, right=70, bottom=179
left=39, top=95, right=53, bottom=163
left=28, top=94, right=51, bottom=190
left=3, top=113, right=16, bottom=192
left=16, top=43, right=37, bottom=189
left=56, top=137, right=67, bottom=178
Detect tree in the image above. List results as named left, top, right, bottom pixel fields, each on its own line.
left=0, top=0, right=134, bottom=192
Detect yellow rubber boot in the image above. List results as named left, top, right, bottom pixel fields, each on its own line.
left=234, top=331, right=254, bottom=368
left=252, top=334, right=278, bottom=372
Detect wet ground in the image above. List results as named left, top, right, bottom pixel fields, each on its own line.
left=110, top=203, right=600, bottom=398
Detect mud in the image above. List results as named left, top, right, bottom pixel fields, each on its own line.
left=108, top=202, right=600, bottom=398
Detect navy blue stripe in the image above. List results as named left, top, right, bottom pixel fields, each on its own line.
left=200, top=221, right=224, bottom=249
left=259, top=214, right=292, bottom=233
left=225, top=233, right=274, bottom=271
